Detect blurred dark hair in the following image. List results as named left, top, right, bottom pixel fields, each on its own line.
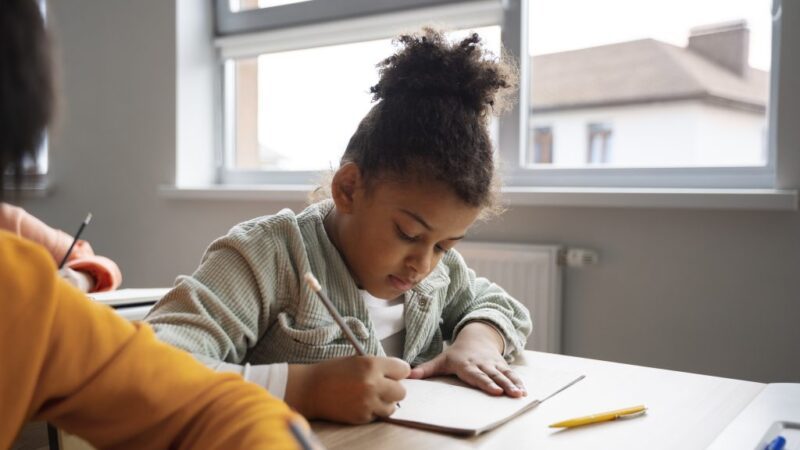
left=341, top=27, right=517, bottom=212
left=0, top=0, right=53, bottom=201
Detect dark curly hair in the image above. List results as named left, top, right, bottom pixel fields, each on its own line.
left=0, top=0, right=53, bottom=201
left=341, top=27, right=517, bottom=212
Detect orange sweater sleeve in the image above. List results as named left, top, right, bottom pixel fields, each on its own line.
left=0, top=231, right=306, bottom=450
left=0, top=203, right=122, bottom=291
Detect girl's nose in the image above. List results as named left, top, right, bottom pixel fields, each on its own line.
left=406, top=247, right=433, bottom=275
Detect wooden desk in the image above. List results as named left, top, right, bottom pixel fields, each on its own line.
left=311, top=351, right=764, bottom=450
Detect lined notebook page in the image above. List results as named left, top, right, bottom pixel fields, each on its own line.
left=387, top=366, right=584, bottom=435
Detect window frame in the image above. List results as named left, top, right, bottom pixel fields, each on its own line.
left=215, top=0, right=482, bottom=36
left=214, top=0, right=505, bottom=186
left=499, top=0, right=780, bottom=189
left=212, top=0, right=785, bottom=191
left=4, top=0, right=50, bottom=192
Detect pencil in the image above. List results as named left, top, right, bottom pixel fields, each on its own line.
left=304, top=272, right=401, bottom=408
left=304, top=272, right=366, bottom=355
left=58, top=213, right=92, bottom=269
left=287, top=419, right=316, bottom=450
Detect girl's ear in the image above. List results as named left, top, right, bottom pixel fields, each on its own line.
left=330, top=162, right=361, bottom=214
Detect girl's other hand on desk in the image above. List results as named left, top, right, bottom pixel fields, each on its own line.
left=408, top=321, right=527, bottom=398
left=285, top=356, right=410, bottom=424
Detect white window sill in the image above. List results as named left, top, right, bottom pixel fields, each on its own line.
left=160, top=185, right=798, bottom=211
left=501, top=187, right=798, bottom=210
left=3, top=177, right=52, bottom=198
left=160, top=184, right=313, bottom=202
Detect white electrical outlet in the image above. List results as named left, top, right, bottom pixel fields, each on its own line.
left=564, top=248, right=599, bottom=267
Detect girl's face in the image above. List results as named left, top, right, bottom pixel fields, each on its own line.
left=328, top=171, right=482, bottom=300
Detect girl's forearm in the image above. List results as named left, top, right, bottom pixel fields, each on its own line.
left=455, top=321, right=505, bottom=354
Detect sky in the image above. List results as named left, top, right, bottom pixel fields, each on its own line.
left=528, top=0, right=773, bottom=70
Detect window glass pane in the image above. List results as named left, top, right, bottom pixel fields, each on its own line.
left=229, top=0, right=311, bottom=13
left=527, top=0, right=771, bottom=168
left=30, top=136, right=48, bottom=175
left=227, top=26, right=501, bottom=171
left=36, top=0, right=48, bottom=175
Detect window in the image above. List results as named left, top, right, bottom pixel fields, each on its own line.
left=527, top=126, right=553, bottom=165
left=509, top=0, right=778, bottom=188
left=586, top=123, right=612, bottom=164
left=214, top=0, right=503, bottom=185
left=225, top=29, right=499, bottom=173
left=225, top=40, right=395, bottom=172
left=19, top=0, right=48, bottom=182
left=212, top=0, right=787, bottom=190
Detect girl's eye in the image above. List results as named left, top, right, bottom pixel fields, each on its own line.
left=394, top=224, right=450, bottom=253
left=395, top=225, right=418, bottom=242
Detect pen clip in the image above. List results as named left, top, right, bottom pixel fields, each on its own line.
left=617, top=409, right=647, bottom=420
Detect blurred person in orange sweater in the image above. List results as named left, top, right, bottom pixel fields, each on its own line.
left=0, top=1, right=315, bottom=448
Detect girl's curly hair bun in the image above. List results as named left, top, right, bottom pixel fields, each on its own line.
left=370, top=27, right=517, bottom=116
left=340, top=27, right=516, bottom=211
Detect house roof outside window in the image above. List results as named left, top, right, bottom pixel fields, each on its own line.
left=530, top=20, right=768, bottom=114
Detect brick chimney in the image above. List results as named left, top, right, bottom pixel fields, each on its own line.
left=687, top=20, right=750, bottom=77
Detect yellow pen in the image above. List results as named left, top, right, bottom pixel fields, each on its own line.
left=549, top=405, right=647, bottom=428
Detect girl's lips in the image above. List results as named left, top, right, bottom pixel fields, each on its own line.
left=389, top=275, right=414, bottom=291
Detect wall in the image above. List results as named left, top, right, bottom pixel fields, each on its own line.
left=23, top=0, right=800, bottom=383
left=530, top=101, right=765, bottom=166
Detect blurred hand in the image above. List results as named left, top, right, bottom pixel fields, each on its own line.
left=408, top=321, right=527, bottom=398
left=286, top=356, right=410, bottom=424
left=58, top=267, right=94, bottom=293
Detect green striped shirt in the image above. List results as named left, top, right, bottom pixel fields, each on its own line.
left=146, top=200, right=532, bottom=366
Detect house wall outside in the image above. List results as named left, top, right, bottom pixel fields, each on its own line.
left=696, top=103, right=767, bottom=165
left=529, top=101, right=765, bottom=166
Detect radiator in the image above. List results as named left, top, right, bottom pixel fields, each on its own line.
left=456, top=242, right=563, bottom=354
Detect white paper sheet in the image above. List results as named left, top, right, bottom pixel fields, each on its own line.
left=387, top=365, right=584, bottom=435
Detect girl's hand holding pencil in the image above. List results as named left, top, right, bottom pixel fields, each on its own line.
left=284, top=355, right=410, bottom=424
left=287, top=272, right=410, bottom=424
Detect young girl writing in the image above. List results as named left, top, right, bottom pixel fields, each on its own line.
left=146, top=28, right=532, bottom=424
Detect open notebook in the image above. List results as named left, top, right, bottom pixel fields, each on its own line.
left=387, top=366, right=584, bottom=436
left=88, top=288, right=171, bottom=307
